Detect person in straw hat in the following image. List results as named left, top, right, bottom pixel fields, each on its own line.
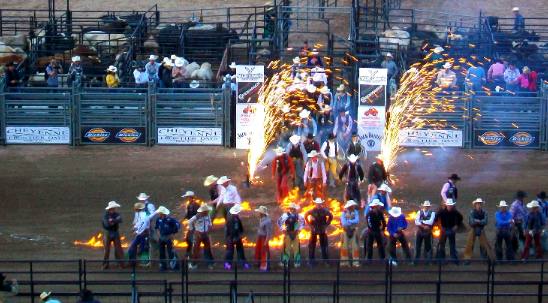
left=216, top=176, right=242, bottom=219
left=340, top=200, right=361, bottom=267
left=303, top=150, right=327, bottom=200
left=387, top=207, right=412, bottom=266
left=102, top=201, right=124, bottom=269
left=254, top=206, right=273, bottom=271
left=494, top=200, right=514, bottom=261
left=463, top=198, right=495, bottom=264
left=145, top=54, right=160, bottom=82
left=187, top=204, right=215, bottom=270
left=128, top=201, right=160, bottom=267
left=204, top=175, right=222, bottom=216
left=286, top=134, right=308, bottom=190
left=182, top=190, right=200, bottom=259
left=441, top=173, right=461, bottom=204
left=332, top=84, right=351, bottom=118
left=296, top=109, right=317, bottom=139
left=277, top=203, right=305, bottom=268
left=224, top=204, right=250, bottom=270
left=271, top=146, right=296, bottom=202
left=435, top=62, right=458, bottom=90
left=154, top=206, right=181, bottom=271
left=339, top=154, right=365, bottom=203
left=365, top=199, right=386, bottom=261
left=435, top=198, right=463, bottom=264
left=105, top=65, right=119, bottom=88
left=39, top=291, right=61, bottom=303
left=414, top=200, right=436, bottom=263
left=521, top=200, right=545, bottom=261
left=305, top=198, right=333, bottom=266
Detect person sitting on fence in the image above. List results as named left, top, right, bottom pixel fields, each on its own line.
left=435, top=62, right=457, bottom=90
left=105, top=66, right=120, bottom=88
left=172, top=58, right=186, bottom=88
left=305, top=198, right=333, bottom=266
left=339, top=154, right=365, bottom=204
left=387, top=207, right=412, bottom=266
left=145, top=55, right=160, bottom=83
left=512, top=7, right=525, bottom=33
left=465, top=57, right=486, bottom=93
left=365, top=199, right=387, bottom=261
left=133, top=63, right=149, bottom=88
left=102, top=201, right=124, bottom=270
left=254, top=205, right=273, bottom=271
left=463, top=198, right=496, bottom=264
left=68, top=56, right=83, bottom=86
left=0, top=272, right=18, bottom=303
left=187, top=204, right=215, bottom=270
left=340, top=200, right=361, bottom=267
left=503, top=62, right=520, bottom=92
left=224, top=204, right=250, bottom=270
left=414, top=200, right=436, bottom=263
left=436, top=198, right=463, bottom=264
left=45, top=59, right=63, bottom=88
left=39, top=291, right=61, bottom=303
left=521, top=200, right=545, bottom=261
left=495, top=200, right=515, bottom=261
left=278, top=203, right=305, bottom=268
left=5, top=62, right=20, bottom=88
left=155, top=206, right=180, bottom=271
left=182, top=191, right=200, bottom=259
left=76, top=289, right=101, bottom=303
left=487, top=59, right=506, bottom=90
left=159, top=57, right=173, bottom=88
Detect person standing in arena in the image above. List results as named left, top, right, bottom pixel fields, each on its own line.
left=440, top=174, right=460, bottom=204
left=303, top=150, right=327, bottom=200
left=305, top=198, right=333, bottom=266
left=340, top=200, right=361, bottom=267
left=303, top=133, right=320, bottom=154
left=414, top=200, right=436, bottom=263
left=254, top=206, right=273, bottom=271
left=272, top=146, right=296, bottom=202
left=366, top=158, right=388, bottom=204
left=387, top=207, right=412, bottom=266
left=320, top=133, right=342, bottom=188
left=463, top=198, right=495, bottom=264
left=339, top=154, right=365, bottom=203
left=286, top=134, right=308, bottom=190
left=224, top=205, right=250, bottom=270
left=436, top=198, right=463, bottom=264
left=278, top=203, right=305, bottom=268
left=216, top=176, right=242, bottom=219
left=136, top=193, right=158, bottom=266
left=102, top=201, right=124, bottom=269
left=182, top=191, right=200, bottom=260
left=187, top=204, right=215, bottom=270
left=495, top=200, right=514, bottom=261
left=155, top=206, right=181, bottom=271
left=128, top=202, right=159, bottom=267
left=521, top=200, right=545, bottom=261
left=365, top=199, right=387, bottom=261
left=510, top=190, right=528, bottom=251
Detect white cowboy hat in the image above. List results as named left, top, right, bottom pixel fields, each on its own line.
left=289, top=134, right=301, bottom=145
left=306, top=84, right=317, bottom=94
left=421, top=200, right=431, bottom=207
left=287, top=202, right=299, bottom=210
left=314, top=197, right=324, bottom=204
left=385, top=52, right=393, bottom=57
left=336, top=84, right=345, bottom=91
left=105, top=201, right=121, bottom=210
left=198, top=204, right=212, bottom=212
left=299, top=109, right=310, bottom=119
left=498, top=200, right=508, bottom=208
left=229, top=62, right=237, bottom=69
left=274, top=146, right=285, bottom=155
left=162, top=57, right=173, bottom=66
left=348, top=154, right=359, bottom=163
left=254, top=205, right=269, bottom=215
left=157, top=206, right=170, bottom=215
left=203, top=175, right=218, bottom=186
left=527, top=200, right=541, bottom=208
left=134, top=202, right=145, bottom=210
left=72, top=56, right=81, bottom=62
left=472, top=198, right=484, bottom=204
left=40, top=292, right=52, bottom=300
left=217, top=176, right=231, bottom=185
left=189, top=80, right=200, bottom=88
left=148, top=54, right=157, bottom=61
left=292, top=56, right=300, bottom=64
left=175, top=58, right=184, bottom=67
left=308, top=150, right=319, bottom=158
left=170, top=54, right=178, bottom=60
left=433, top=46, right=444, bottom=54
left=443, top=62, right=452, bottom=69
left=378, top=183, right=392, bottom=193
left=369, top=199, right=384, bottom=207
left=344, top=200, right=358, bottom=209
left=107, top=65, right=117, bottom=72
left=319, top=86, right=330, bottom=95
left=137, top=193, right=150, bottom=201
left=389, top=207, right=402, bottom=217
left=512, top=7, right=520, bottom=12
left=229, top=204, right=242, bottom=215
left=182, top=191, right=195, bottom=198
left=445, top=198, right=456, bottom=206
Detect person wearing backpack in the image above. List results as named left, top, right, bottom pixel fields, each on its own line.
left=155, top=206, right=180, bottom=271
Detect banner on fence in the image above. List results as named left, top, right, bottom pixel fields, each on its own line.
left=399, top=129, right=463, bottom=147
left=236, top=65, right=265, bottom=149
left=81, top=127, right=146, bottom=144
left=474, top=130, right=539, bottom=148
left=358, top=68, right=387, bottom=151
left=157, top=127, right=222, bottom=145
left=236, top=103, right=264, bottom=149
left=6, top=126, right=70, bottom=144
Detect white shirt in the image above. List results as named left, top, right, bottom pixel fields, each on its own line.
left=217, top=184, right=242, bottom=207
left=414, top=210, right=436, bottom=227
left=311, top=67, right=327, bottom=85
left=133, top=69, right=149, bottom=84
left=277, top=212, right=305, bottom=231
left=188, top=214, right=213, bottom=233
left=320, top=141, right=338, bottom=158
left=133, top=211, right=156, bottom=235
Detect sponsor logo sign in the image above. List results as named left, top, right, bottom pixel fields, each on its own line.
left=81, top=127, right=146, bottom=144
left=157, top=127, right=222, bottom=145
left=399, top=129, right=463, bottom=147
left=358, top=68, right=388, bottom=86
left=358, top=128, right=385, bottom=151
left=478, top=131, right=505, bottom=146
left=509, top=131, right=535, bottom=147
left=84, top=128, right=111, bottom=143
left=6, top=126, right=70, bottom=144
left=474, top=130, right=539, bottom=148
left=115, top=128, right=142, bottom=143
left=235, top=65, right=265, bottom=83
left=236, top=103, right=264, bottom=149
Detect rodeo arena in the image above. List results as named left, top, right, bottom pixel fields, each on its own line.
left=1, top=0, right=548, bottom=302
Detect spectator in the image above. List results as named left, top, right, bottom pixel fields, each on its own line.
left=307, top=49, right=323, bottom=67
left=495, top=200, right=514, bottom=261
left=159, top=58, right=173, bottom=88
left=366, top=199, right=386, bottom=261
left=155, top=206, right=180, bottom=271
left=512, top=7, right=525, bottom=33
left=0, top=65, right=6, bottom=90
left=340, top=200, right=361, bottom=267
left=463, top=198, right=495, bottom=264
left=431, top=46, right=445, bottom=69
left=435, top=62, right=457, bottom=90
left=436, top=198, right=463, bottom=264
left=0, top=272, right=18, bottom=302
left=105, top=66, right=119, bottom=88
left=465, top=58, right=486, bottom=92
left=487, top=58, right=505, bottom=89
left=254, top=206, right=273, bottom=271
left=187, top=204, right=215, bottom=270
left=5, top=62, right=20, bottom=88
left=172, top=58, right=186, bottom=88
left=503, top=62, right=520, bottom=92
left=299, top=40, right=310, bottom=57
left=45, top=59, right=63, bottom=87
left=102, top=201, right=124, bottom=269
left=68, top=56, right=83, bottom=86
left=382, top=52, right=399, bottom=97
left=527, top=68, right=538, bottom=92
left=414, top=200, right=436, bottom=263
left=39, top=291, right=61, bottom=303
left=76, top=289, right=101, bottom=303
left=387, top=207, right=412, bottom=266
left=521, top=200, right=545, bottom=260
left=133, top=64, right=148, bottom=88
left=145, top=55, right=160, bottom=82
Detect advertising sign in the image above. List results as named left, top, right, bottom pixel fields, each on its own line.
left=235, top=103, right=264, bottom=149
left=157, top=127, right=222, bottom=145
left=358, top=68, right=388, bottom=151
left=235, top=65, right=265, bottom=149
left=399, top=129, right=463, bottom=147
left=6, top=126, right=70, bottom=144
left=81, top=127, right=146, bottom=144
left=474, top=130, right=539, bottom=148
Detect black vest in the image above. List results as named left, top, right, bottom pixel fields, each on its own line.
left=446, top=181, right=458, bottom=200
left=289, top=144, right=303, bottom=159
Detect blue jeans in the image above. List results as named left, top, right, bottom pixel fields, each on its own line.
left=128, top=233, right=149, bottom=264
left=159, top=237, right=175, bottom=270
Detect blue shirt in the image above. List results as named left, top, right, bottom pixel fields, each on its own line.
left=495, top=210, right=513, bottom=229
left=387, top=215, right=407, bottom=236
left=466, top=66, right=486, bottom=89
left=341, top=209, right=360, bottom=227
left=155, top=216, right=180, bottom=236
left=514, top=14, right=525, bottom=31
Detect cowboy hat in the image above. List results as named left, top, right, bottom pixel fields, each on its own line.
left=445, top=198, right=456, bottom=206
left=448, top=173, right=461, bottom=181
left=292, top=56, right=300, bottom=64
left=319, top=86, right=330, bottom=95
left=308, top=150, right=319, bottom=158
left=512, top=7, right=520, bottom=11
left=198, top=204, right=212, bottom=212
left=72, top=56, right=81, bottom=62
left=175, top=58, right=185, bottom=67
left=40, top=292, right=52, bottom=301
left=137, top=193, right=150, bottom=201
left=134, top=202, right=145, bottom=210
left=229, top=204, right=242, bottom=215
left=369, top=199, right=384, bottom=207
left=189, top=80, right=200, bottom=88
left=306, top=84, right=317, bottom=94
left=389, top=207, right=402, bottom=217
left=443, top=62, right=452, bottom=69
left=182, top=191, right=195, bottom=198
left=516, top=190, right=527, bottom=198
left=254, top=205, right=269, bottom=215
left=217, top=176, right=231, bottom=185
left=162, top=57, right=172, bottom=66
left=422, top=200, right=431, bottom=207
left=105, top=201, right=121, bottom=210
left=498, top=200, right=508, bottom=208
left=274, top=146, right=285, bottom=155
left=472, top=198, right=484, bottom=204
left=289, top=134, right=301, bottom=145
left=299, top=109, right=311, bottom=119
left=157, top=206, right=170, bottom=215
left=170, top=54, right=178, bottom=60
left=433, top=46, right=444, bottom=54
left=314, top=198, right=324, bottom=204
left=336, top=84, right=345, bottom=91
left=378, top=183, right=392, bottom=193
left=287, top=202, right=300, bottom=210
left=148, top=54, right=158, bottom=61
left=385, top=52, right=393, bottom=58
left=203, top=175, right=218, bottom=187
left=107, top=65, right=117, bottom=72
left=344, top=200, right=358, bottom=209
left=229, top=62, right=237, bottom=69
left=527, top=200, right=541, bottom=208
left=348, top=154, right=359, bottom=163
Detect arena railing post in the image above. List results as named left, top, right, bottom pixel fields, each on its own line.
left=78, top=259, right=83, bottom=293
left=436, top=260, right=442, bottom=303
left=83, top=259, right=87, bottom=289
left=29, top=261, right=35, bottom=303
left=486, top=260, right=491, bottom=303
left=335, top=259, right=340, bottom=303
left=490, top=261, right=496, bottom=303
left=0, top=88, right=5, bottom=146
left=538, top=262, right=544, bottom=303
left=287, top=261, right=291, bottom=303
left=283, top=261, right=287, bottom=303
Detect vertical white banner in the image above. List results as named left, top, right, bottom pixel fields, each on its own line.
left=358, top=68, right=387, bottom=152
left=235, top=103, right=265, bottom=149
left=235, top=65, right=265, bottom=149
